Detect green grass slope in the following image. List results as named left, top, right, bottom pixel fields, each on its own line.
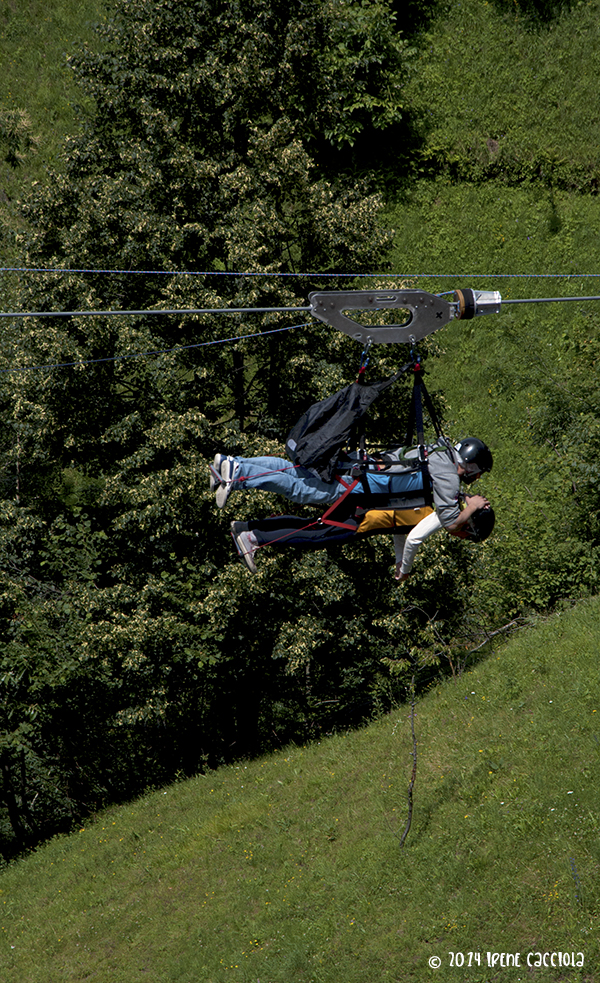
left=1, top=599, right=598, bottom=983
left=0, top=0, right=107, bottom=263
left=402, top=0, right=600, bottom=191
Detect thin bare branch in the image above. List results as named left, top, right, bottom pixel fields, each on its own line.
left=399, top=675, right=417, bottom=849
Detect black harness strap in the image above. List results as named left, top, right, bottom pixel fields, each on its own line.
left=420, top=377, right=445, bottom=440
left=403, top=360, right=448, bottom=509
left=404, top=358, right=445, bottom=442
left=317, top=357, right=448, bottom=524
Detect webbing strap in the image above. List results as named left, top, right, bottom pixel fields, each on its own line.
left=420, top=378, right=445, bottom=440
left=404, top=367, right=435, bottom=508
left=413, top=373, right=425, bottom=448
left=404, top=385, right=415, bottom=448
left=320, top=517, right=359, bottom=530
left=405, top=366, right=445, bottom=444
left=319, top=475, right=361, bottom=530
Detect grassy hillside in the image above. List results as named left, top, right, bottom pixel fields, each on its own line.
left=1, top=597, right=598, bottom=982
left=1, top=0, right=600, bottom=943
left=402, top=0, right=600, bottom=192
left=381, top=0, right=600, bottom=617
left=0, top=0, right=107, bottom=262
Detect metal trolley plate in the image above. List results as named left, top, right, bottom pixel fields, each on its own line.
left=309, top=288, right=502, bottom=345
left=309, top=289, right=453, bottom=345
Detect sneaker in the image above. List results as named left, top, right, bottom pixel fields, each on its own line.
left=230, top=520, right=258, bottom=573
left=209, top=453, right=226, bottom=494
left=216, top=456, right=237, bottom=508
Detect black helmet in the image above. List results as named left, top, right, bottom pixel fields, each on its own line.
left=463, top=506, right=495, bottom=543
left=454, top=437, right=493, bottom=483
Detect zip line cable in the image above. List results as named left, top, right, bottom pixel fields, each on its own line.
left=1, top=266, right=385, bottom=277
left=3, top=266, right=600, bottom=279
left=4, top=292, right=600, bottom=322
left=0, top=304, right=312, bottom=320
left=0, top=322, right=309, bottom=375
left=3, top=288, right=600, bottom=372
left=502, top=295, right=600, bottom=305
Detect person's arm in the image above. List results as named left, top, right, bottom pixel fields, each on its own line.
left=394, top=511, right=443, bottom=581
left=428, top=452, right=489, bottom=529
left=445, top=494, right=489, bottom=532
left=427, top=454, right=462, bottom=528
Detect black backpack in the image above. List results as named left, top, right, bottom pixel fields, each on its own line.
left=285, top=367, right=411, bottom=482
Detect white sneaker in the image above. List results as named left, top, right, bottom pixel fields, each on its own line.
left=209, top=453, right=226, bottom=493
left=216, top=456, right=238, bottom=508
left=230, top=521, right=258, bottom=573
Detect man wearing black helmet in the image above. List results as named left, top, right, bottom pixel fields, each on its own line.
left=386, top=435, right=492, bottom=581
left=210, top=436, right=493, bottom=519
left=380, top=436, right=492, bottom=535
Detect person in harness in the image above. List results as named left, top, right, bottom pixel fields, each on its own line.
left=209, top=435, right=492, bottom=532
left=228, top=498, right=495, bottom=575
left=210, top=364, right=493, bottom=573
left=392, top=498, right=495, bottom=582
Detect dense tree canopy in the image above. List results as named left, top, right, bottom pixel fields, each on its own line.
left=3, top=0, right=594, bottom=861
left=0, top=0, right=454, bottom=858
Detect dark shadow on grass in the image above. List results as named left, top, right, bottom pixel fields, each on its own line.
left=491, top=0, right=573, bottom=28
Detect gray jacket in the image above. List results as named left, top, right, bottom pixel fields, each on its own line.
left=386, top=439, right=461, bottom=527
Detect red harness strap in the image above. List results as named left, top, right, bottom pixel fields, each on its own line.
left=319, top=475, right=361, bottom=530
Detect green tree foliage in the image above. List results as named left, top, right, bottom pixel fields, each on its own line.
left=0, top=107, right=37, bottom=266
left=0, top=0, right=443, bottom=858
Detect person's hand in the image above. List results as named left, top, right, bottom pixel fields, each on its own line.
left=466, top=494, right=489, bottom=511
left=395, top=563, right=411, bottom=581
left=447, top=494, right=491, bottom=536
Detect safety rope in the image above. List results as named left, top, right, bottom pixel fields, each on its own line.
left=0, top=322, right=309, bottom=374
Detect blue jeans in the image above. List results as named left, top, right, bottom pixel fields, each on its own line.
left=233, top=456, right=343, bottom=505
left=232, top=456, right=425, bottom=507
